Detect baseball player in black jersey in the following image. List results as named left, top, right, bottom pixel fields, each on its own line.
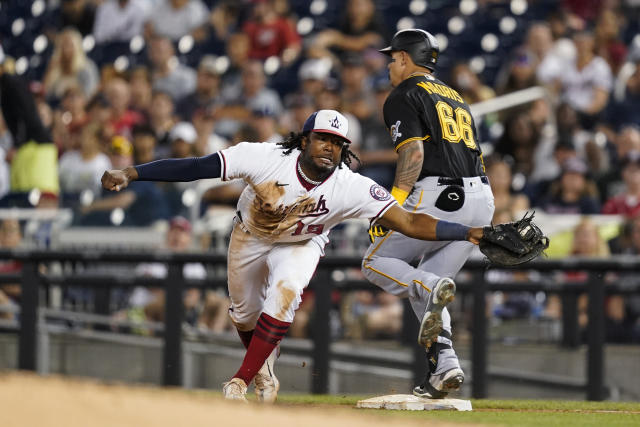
left=362, top=29, right=495, bottom=398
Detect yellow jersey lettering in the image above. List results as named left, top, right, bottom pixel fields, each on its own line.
left=416, top=82, right=433, bottom=94
left=451, top=89, right=464, bottom=103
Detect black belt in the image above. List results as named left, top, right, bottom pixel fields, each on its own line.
left=437, top=176, right=489, bottom=186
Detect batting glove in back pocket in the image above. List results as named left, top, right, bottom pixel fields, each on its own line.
left=435, top=185, right=465, bottom=212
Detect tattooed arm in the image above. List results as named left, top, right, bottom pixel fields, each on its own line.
left=391, top=141, right=423, bottom=203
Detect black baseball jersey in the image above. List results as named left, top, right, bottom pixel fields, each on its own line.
left=383, top=73, right=485, bottom=179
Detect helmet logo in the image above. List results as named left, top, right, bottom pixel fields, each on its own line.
left=330, top=116, right=341, bottom=129
left=390, top=120, right=402, bottom=143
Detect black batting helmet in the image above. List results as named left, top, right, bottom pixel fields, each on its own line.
left=379, top=29, right=439, bottom=71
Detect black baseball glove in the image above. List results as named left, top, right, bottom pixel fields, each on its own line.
left=479, top=211, right=549, bottom=266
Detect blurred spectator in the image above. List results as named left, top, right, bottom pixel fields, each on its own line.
left=314, top=81, right=362, bottom=146
left=535, top=18, right=576, bottom=85
left=345, top=88, right=394, bottom=188
left=169, top=121, right=197, bottom=158
left=339, top=53, right=371, bottom=101
left=601, top=151, right=640, bottom=217
left=78, top=136, right=170, bottom=225
left=242, top=0, right=301, bottom=66
left=114, top=216, right=231, bottom=333
left=598, top=126, right=640, bottom=201
left=93, top=0, right=147, bottom=44
left=450, top=62, right=496, bottom=105
left=131, top=124, right=157, bottom=164
left=495, top=49, right=539, bottom=95
left=524, top=22, right=554, bottom=66
left=0, top=219, right=23, bottom=321
left=217, top=60, right=283, bottom=136
left=192, top=107, right=228, bottom=157
left=104, top=77, right=145, bottom=138
left=494, top=111, right=539, bottom=177
left=43, top=27, right=100, bottom=102
left=108, top=134, right=134, bottom=168
left=605, top=59, right=640, bottom=131
left=208, top=0, right=243, bottom=42
left=128, top=66, right=153, bottom=117
left=148, top=35, right=197, bottom=102
left=562, top=0, right=603, bottom=28
left=31, top=83, right=54, bottom=131
left=148, top=90, right=178, bottom=158
left=594, top=8, right=628, bottom=75
left=219, top=33, right=251, bottom=103
left=176, top=55, right=222, bottom=122
left=536, top=157, right=601, bottom=214
left=54, top=0, right=97, bottom=36
left=485, top=156, right=530, bottom=222
left=341, top=291, right=402, bottom=340
left=609, top=214, right=640, bottom=254
left=50, top=85, right=88, bottom=153
left=251, top=106, right=282, bottom=144
left=309, top=0, right=389, bottom=66
left=86, top=92, right=112, bottom=128
left=280, top=92, right=316, bottom=133
left=607, top=215, right=640, bottom=342
left=554, top=31, right=613, bottom=128
left=58, top=121, right=112, bottom=201
left=1, top=50, right=59, bottom=201
left=561, top=217, right=633, bottom=343
left=145, top=0, right=209, bottom=42
left=296, top=58, right=333, bottom=98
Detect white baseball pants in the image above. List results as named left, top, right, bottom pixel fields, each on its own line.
left=227, top=223, right=322, bottom=330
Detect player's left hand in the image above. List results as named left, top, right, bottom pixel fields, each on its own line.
left=368, top=224, right=389, bottom=243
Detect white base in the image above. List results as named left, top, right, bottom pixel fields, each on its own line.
left=356, top=394, right=472, bottom=411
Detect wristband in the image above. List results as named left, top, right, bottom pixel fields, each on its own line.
left=435, top=220, right=470, bottom=241
left=391, top=186, right=409, bottom=205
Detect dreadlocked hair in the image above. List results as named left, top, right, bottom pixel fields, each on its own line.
left=277, top=132, right=360, bottom=169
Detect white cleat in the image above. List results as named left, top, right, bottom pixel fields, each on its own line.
left=430, top=366, right=465, bottom=393
left=222, top=378, right=248, bottom=402
left=413, top=367, right=465, bottom=399
left=418, top=278, right=456, bottom=350
left=254, top=348, right=280, bottom=403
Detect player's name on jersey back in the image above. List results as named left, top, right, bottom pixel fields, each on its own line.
left=416, top=81, right=464, bottom=104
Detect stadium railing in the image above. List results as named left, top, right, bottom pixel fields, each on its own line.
left=2, top=248, right=639, bottom=401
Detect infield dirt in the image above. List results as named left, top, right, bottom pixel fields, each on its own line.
left=0, top=373, right=468, bottom=427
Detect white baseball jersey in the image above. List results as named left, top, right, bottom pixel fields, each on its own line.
left=217, top=141, right=398, bottom=327
left=218, top=141, right=397, bottom=248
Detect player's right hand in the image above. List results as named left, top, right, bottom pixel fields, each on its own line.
left=101, top=169, right=130, bottom=192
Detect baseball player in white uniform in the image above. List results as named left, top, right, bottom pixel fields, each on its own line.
left=102, top=110, right=487, bottom=402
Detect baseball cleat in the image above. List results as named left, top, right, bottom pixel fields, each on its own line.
left=254, top=348, right=280, bottom=403
left=418, top=277, right=456, bottom=349
left=222, top=378, right=248, bottom=402
left=413, top=367, right=465, bottom=399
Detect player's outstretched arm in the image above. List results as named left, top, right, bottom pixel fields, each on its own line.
left=377, top=205, right=484, bottom=244
left=101, top=153, right=223, bottom=192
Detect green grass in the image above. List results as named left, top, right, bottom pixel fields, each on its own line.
left=273, top=394, right=640, bottom=426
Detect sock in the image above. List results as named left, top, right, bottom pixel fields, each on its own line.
left=237, top=329, right=254, bottom=349
left=233, top=313, right=289, bottom=385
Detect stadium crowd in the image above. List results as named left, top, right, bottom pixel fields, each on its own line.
left=1, top=0, right=640, bottom=342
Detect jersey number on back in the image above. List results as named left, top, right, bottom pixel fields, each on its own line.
left=435, top=101, right=477, bottom=150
